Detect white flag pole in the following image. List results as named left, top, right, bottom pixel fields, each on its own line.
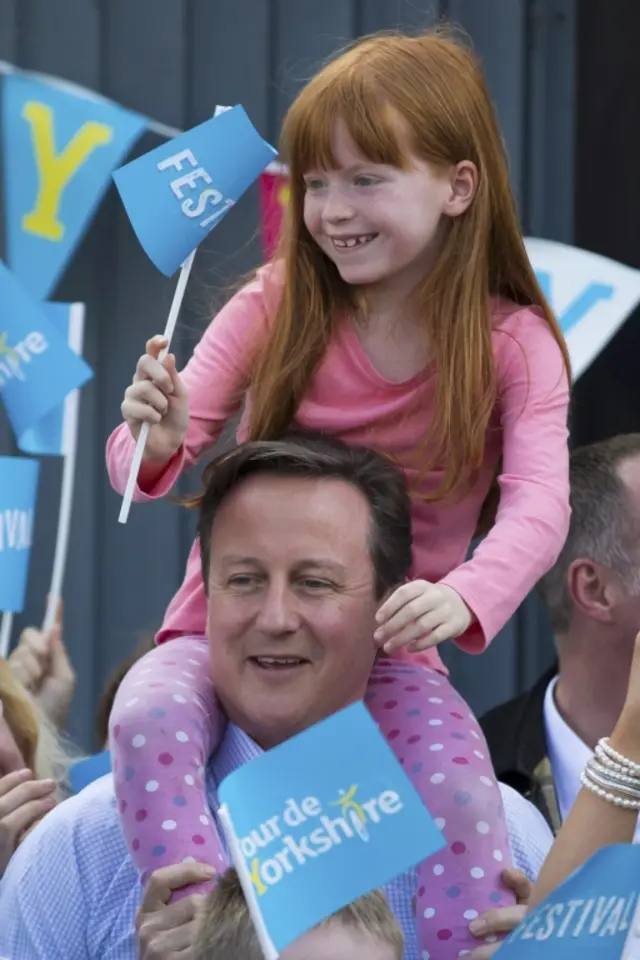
left=42, top=304, right=86, bottom=633
left=118, top=250, right=196, bottom=525
left=0, top=612, right=13, bottom=659
left=218, top=803, right=279, bottom=959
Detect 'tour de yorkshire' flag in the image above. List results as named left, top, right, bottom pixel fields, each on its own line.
left=0, top=262, right=93, bottom=440
left=218, top=702, right=445, bottom=958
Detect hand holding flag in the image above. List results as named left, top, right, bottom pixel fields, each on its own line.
left=112, top=105, right=276, bottom=523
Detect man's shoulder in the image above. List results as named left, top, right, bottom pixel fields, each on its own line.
left=48, top=773, right=122, bottom=837
left=5, top=773, right=128, bottom=883
left=480, top=667, right=556, bottom=779
left=0, top=775, right=140, bottom=959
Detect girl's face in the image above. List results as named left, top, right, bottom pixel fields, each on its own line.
left=303, top=120, right=473, bottom=298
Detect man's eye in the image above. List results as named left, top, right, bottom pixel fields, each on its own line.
left=228, top=575, right=257, bottom=587
left=301, top=578, right=332, bottom=590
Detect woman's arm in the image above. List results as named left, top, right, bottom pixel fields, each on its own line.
left=529, top=631, right=640, bottom=907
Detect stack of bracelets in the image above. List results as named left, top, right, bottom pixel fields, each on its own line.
left=580, top=738, right=640, bottom=810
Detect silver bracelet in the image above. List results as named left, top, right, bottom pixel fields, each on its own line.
left=585, top=762, right=640, bottom=800
left=598, top=738, right=640, bottom=776
left=587, top=756, right=640, bottom=792
left=595, top=744, right=640, bottom=778
left=580, top=770, right=640, bottom=809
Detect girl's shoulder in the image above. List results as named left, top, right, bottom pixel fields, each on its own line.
left=489, top=295, right=558, bottom=352
left=205, top=260, right=285, bottom=348
left=490, top=295, right=546, bottom=331
left=489, top=296, right=568, bottom=387
left=232, top=259, right=285, bottom=321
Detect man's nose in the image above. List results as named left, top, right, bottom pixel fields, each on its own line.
left=255, top=583, right=300, bottom=635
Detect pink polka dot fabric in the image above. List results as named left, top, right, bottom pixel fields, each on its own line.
left=367, top=658, right=515, bottom=957
left=110, top=643, right=514, bottom=956
left=109, top=637, right=227, bottom=898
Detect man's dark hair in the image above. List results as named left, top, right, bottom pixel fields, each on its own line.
left=538, top=433, right=640, bottom=633
left=185, top=432, right=413, bottom=599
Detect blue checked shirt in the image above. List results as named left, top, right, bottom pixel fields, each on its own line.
left=0, top=723, right=553, bottom=959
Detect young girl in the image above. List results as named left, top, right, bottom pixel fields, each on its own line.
left=107, top=28, right=570, bottom=958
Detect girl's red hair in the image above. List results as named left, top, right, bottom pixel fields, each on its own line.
left=248, top=28, right=570, bottom=500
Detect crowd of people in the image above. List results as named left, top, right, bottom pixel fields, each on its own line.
left=0, top=23, right=637, bottom=960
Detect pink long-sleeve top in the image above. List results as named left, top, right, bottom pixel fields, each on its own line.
left=106, top=263, right=570, bottom=672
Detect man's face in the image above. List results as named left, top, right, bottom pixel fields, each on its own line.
left=206, top=474, right=380, bottom=748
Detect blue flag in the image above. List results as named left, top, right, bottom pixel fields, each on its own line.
left=218, top=702, right=445, bottom=957
left=18, top=302, right=85, bottom=456
left=2, top=73, right=147, bottom=300
left=0, top=262, right=93, bottom=440
left=112, top=106, right=277, bottom=276
left=69, top=751, right=112, bottom=795
left=0, top=456, right=39, bottom=612
left=525, top=238, right=640, bottom=379
left=501, top=845, right=640, bottom=957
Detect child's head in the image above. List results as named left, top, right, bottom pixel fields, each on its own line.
left=280, top=27, right=519, bottom=294
left=193, top=867, right=403, bottom=960
left=248, top=27, right=569, bottom=498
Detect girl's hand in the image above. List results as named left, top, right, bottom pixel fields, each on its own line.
left=374, top=581, right=473, bottom=653
left=121, top=335, right=189, bottom=464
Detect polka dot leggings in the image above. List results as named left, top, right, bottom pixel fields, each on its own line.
left=110, top=640, right=514, bottom=958
left=367, top=657, right=515, bottom=958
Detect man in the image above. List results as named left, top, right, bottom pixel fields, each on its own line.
left=0, top=434, right=551, bottom=959
left=481, top=433, right=640, bottom=833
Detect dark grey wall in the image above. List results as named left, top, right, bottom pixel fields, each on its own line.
left=0, top=0, right=576, bottom=748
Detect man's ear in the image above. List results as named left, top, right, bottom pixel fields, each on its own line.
left=567, top=557, right=618, bottom=624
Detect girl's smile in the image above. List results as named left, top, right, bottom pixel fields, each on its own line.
left=303, top=119, right=474, bottom=298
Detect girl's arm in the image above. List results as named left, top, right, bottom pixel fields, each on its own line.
left=530, top=632, right=640, bottom=907
left=441, top=307, right=571, bottom=650
left=105, top=265, right=278, bottom=501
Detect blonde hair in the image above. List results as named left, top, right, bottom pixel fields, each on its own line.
left=247, top=27, right=570, bottom=502
left=0, top=658, right=74, bottom=801
left=193, top=868, right=404, bottom=959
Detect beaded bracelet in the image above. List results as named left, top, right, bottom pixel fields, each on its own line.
left=585, top=762, right=640, bottom=800
left=598, top=738, right=640, bottom=776
left=580, top=770, right=640, bottom=810
left=587, top=756, right=640, bottom=792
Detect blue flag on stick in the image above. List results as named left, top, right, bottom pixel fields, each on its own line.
left=0, top=456, right=39, bottom=612
left=218, top=702, right=445, bottom=957
left=112, top=106, right=277, bottom=276
left=2, top=73, right=146, bottom=300
left=18, top=302, right=86, bottom=457
left=0, top=263, right=93, bottom=441
left=501, top=844, right=640, bottom=958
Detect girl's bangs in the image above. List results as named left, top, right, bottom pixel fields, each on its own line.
left=283, top=70, right=410, bottom=176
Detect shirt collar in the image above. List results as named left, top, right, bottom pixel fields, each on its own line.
left=543, top=676, right=591, bottom=821
left=207, top=723, right=263, bottom=808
